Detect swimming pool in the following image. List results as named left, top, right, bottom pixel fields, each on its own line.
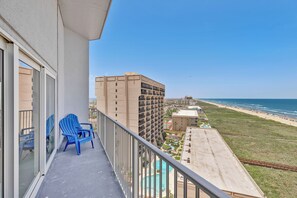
left=142, top=160, right=173, bottom=195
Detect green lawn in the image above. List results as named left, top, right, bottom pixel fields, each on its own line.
left=197, top=101, right=297, bottom=198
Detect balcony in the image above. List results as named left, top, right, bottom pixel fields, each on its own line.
left=38, top=110, right=229, bottom=198
left=37, top=136, right=124, bottom=197
left=139, top=96, right=145, bottom=100
left=141, top=89, right=147, bottom=94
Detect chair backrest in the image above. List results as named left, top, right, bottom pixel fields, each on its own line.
left=46, top=114, right=55, bottom=138
left=67, top=114, right=82, bottom=130
left=59, top=116, right=78, bottom=137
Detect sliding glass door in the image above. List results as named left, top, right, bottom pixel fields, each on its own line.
left=18, top=59, right=40, bottom=197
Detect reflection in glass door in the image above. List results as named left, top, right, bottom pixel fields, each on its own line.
left=0, top=48, right=3, bottom=198
left=19, top=60, right=40, bottom=197
left=46, top=75, right=55, bottom=161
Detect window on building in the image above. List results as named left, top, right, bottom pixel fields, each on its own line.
left=115, top=89, right=117, bottom=92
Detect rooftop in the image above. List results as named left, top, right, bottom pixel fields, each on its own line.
left=181, top=127, right=264, bottom=198
left=188, top=106, right=202, bottom=110
left=172, top=109, right=198, bottom=117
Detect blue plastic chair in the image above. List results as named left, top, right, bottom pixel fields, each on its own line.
left=59, top=116, right=94, bottom=155
left=46, top=114, right=55, bottom=152
left=19, top=127, right=35, bottom=159
left=19, top=115, right=56, bottom=158
left=67, top=113, right=95, bottom=138
left=46, top=114, right=55, bottom=140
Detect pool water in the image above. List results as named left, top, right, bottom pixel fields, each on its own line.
left=142, top=160, right=173, bottom=195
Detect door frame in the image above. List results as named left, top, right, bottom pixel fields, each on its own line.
left=43, top=70, right=57, bottom=173
left=18, top=49, right=42, bottom=198
left=0, top=35, right=5, bottom=198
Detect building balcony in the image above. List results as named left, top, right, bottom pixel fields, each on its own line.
left=139, top=131, right=145, bottom=137
left=139, top=120, right=145, bottom=125
left=141, top=89, right=147, bottom=94
left=139, top=96, right=145, bottom=100
left=37, top=136, right=124, bottom=197
left=37, top=110, right=229, bottom=198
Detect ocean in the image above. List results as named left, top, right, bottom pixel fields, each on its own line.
left=202, top=99, right=297, bottom=119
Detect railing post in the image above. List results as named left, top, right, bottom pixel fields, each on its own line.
left=132, top=138, right=139, bottom=198
left=113, top=123, right=116, bottom=166
left=104, top=116, right=107, bottom=148
left=97, top=111, right=100, bottom=138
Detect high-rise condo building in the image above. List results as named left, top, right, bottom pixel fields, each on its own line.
left=95, top=73, right=165, bottom=145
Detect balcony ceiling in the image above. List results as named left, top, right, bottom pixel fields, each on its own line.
left=59, top=0, right=111, bottom=40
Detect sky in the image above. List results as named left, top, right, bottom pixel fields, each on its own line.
left=89, top=0, right=297, bottom=99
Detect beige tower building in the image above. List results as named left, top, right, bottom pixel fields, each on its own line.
left=95, top=73, right=165, bottom=145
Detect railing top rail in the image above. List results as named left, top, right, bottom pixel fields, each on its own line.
left=97, top=109, right=230, bottom=198
left=19, top=109, right=33, bottom=112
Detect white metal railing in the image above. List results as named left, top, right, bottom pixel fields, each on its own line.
left=96, top=109, right=230, bottom=198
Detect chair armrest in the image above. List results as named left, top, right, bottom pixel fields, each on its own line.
left=22, top=138, right=34, bottom=144
left=78, top=129, right=91, bottom=137
left=80, top=123, right=93, bottom=129
left=20, top=127, right=34, bottom=135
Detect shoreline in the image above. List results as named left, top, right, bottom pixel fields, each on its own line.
left=200, top=100, right=297, bottom=128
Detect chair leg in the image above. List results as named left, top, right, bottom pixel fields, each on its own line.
left=63, top=142, right=69, bottom=152
left=91, top=140, right=94, bottom=148
left=75, top=142, right=80, bottom=155
left=79, top=142, right=81, bottom=154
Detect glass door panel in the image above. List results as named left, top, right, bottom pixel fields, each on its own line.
left=19, top=60, right=40, bottom=197
left=46, top=75, right=55, bottom=161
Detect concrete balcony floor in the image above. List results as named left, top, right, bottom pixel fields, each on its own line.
left=37, top=135, right=125, bottom=198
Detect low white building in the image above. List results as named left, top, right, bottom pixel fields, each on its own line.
left=172, top=109, right=198, bottom=131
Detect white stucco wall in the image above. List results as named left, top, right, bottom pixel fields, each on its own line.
left=0, top=0, right=58, bottom=70
left=0, top=1, right=89, bottom=122
left=64, top=27, right=89, bottom=122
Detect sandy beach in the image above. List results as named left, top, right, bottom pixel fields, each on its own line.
left=201, top=100, right=297, bottom=128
